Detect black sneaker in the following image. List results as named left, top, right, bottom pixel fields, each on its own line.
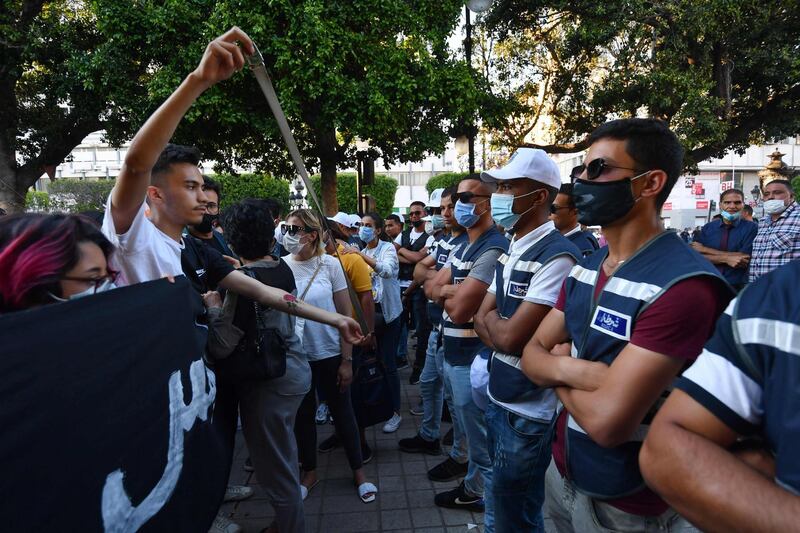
left=318, top=434, right=340, bottom=453
left=428, top=456, right=468, bottom=482
left=243, top=457, right=254, bottom=472
left=434, top=481, right=485, bottom=512
left=409, top=368, right=421, bottom=385
left=442, top=427, right=454, bottom=446
left=399, top=434, right=442, bottom=455
left=362, top=442, right=373, bottom=464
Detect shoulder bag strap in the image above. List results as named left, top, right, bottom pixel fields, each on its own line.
left=300, top=257, right=325, bottom=301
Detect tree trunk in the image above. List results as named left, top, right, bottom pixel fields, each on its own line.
left=320, top=156, right=338, bottom=216
left=0, top=175, right=27, bottom=214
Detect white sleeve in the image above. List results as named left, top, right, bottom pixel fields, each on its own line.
left=488, top=276, right=497, bottom=295
left=524, top=256, right=576, bottom=306
left=425, top=235, right=435, bottom=249
left=394, top=233, right=403, bottom=245
left=101, top=195, right=153, bottom=254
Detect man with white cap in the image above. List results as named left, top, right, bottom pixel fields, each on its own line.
left=474, top=148, right=581, bottom=532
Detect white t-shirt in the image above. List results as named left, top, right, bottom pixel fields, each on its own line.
left=101, top=196, right=184, bottom=285
left=283, top=254, right=349, bottom=360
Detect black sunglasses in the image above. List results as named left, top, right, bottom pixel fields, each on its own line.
left=455, top=191, right=491, bottom=204
left=572, top=158, right=644, bottom=181
left=549, top=204, right=572, bottom=214
left=281, top=224, right=315, bottom=236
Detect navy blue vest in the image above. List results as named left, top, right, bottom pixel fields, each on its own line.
left=567, top=229, right=600, bottom=257
left=713, top=261, right=800, bottom=495
left=488, top=230, right=580, bottom=406
left=428, top=232, right=468, bottom=326
left=442, top=226, right=509, bottom=366
left=562, top=231, right=730, bottom=498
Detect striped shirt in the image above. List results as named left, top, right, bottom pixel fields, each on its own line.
left=749, top=201, right=800, bottom=282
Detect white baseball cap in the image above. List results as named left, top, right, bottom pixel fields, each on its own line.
left=328, top=211, right=350, bottom=227
left=481, top=148, right=561, bottom=189
left=348, top=214, right=362, bottom=228
left=428, top=188, right=445, bottom=207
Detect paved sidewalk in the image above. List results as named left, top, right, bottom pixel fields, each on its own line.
left=220, top=358, right=554, bottom=533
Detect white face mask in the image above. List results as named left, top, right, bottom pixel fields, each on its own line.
left=50, top=279, right=117, bottom=302
left=283, top=233, right=305, bottom=255
left=764, top=199, right=788, bottom=215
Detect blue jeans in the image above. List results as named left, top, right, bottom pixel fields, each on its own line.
left=486, top=402, right=551, bottom=533
left=420, top=329, right=467, bottom=460
left=444, top=360, right=494, bottom=532
left=377, top=316, right=402, bottom=411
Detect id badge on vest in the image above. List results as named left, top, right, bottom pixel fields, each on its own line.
left=590, top=305, right=632, bottom=341
left=453, top=276, right=466, bottom=285
left=508, top=280, right=529, bottom=299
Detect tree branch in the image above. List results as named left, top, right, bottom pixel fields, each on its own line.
left=519, top=137, right=591, bottom=154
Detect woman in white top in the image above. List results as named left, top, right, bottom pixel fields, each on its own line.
left=344, top=212, right=404, bottom=433
left=283, top=209, right=377, bottom=504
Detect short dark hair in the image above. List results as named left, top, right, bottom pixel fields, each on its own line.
left=720, top=188, right=744, bottom=202
left=410, top=200, right=426, bottom=210
left=151, top=144, right=202, bottom=186
left=386, top=214, right=402, bottom=225
left=742, top=205, right=754, bottom=215
left=261, top=198, right=283, bottom=220
left=442, top=186, right=457, bottom=204
left=587, top=118, right=684, bottom=208
left=764, top=179, right=793, bottom=193
left=202, top=175, right=221, bottom=202
left=558, top=182, right=576, bottom=208
left=220, top=199, right=276, bottom=260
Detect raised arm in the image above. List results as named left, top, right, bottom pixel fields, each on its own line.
left=110, top=27, right=254, bottom=234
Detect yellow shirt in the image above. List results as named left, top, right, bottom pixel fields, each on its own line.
left=333, top=243, right=373, bottom=294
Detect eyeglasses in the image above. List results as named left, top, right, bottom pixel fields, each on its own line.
left=62, top=272, right=119, bottom=292
left=572, top=158, right=645, bottom=181
left=455, top=191, right=491, bottom=204
left=206, top=202, right=219, bottom=213
left=281, top=224, right=315, bottom=236
left=549, top=205, right=571, bottom=214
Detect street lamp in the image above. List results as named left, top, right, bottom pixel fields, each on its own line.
left=354, top=138, right=371, bottom=215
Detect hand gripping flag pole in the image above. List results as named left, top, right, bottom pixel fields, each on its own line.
left=247, top=44, right=371, bottom=336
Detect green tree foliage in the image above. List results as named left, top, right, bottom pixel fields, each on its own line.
left=483, top=1, right=800, bottom=167
left=47, top=179, right=115, bottom=212
left=212, top=173, right=290, bottom=214
left=310, top=174, right=398, bottom=217
left=426, top=172, right=469, bottom=193
left=130, top=0, right=509, bottom=214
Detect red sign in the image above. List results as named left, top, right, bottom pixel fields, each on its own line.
left=696, top=201, right=709, bottom=209
left=720, top=181, right=734, bottom=192
left=693, top=183, right=705, bottom=196
left=663, top=202, right=672, bottom=210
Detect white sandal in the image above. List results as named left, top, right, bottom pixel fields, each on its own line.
left=357, top=481, right=378, bottom=503
left=300, top=480, right=319, bottom=501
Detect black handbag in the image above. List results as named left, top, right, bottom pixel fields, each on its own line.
left=350, top=348, right=394, bottom=428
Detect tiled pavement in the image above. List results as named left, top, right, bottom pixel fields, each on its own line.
left=220, top=357, right=555, bottom=533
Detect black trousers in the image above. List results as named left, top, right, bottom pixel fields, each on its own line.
left=294, top=355, right=362, bottom=471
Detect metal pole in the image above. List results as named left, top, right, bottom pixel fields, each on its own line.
left=356, top=154, right=363, bottom=216
left=465, top=6, right=475, bottom=174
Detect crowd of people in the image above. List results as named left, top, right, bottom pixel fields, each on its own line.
left=1, top=27, right=799, bottom=533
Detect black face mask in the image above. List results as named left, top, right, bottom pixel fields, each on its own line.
left=573, top=174, right=646, bottom=227
left=194, top=213, right=218, bottom=234
left=411, top=219, right=425, bottom=229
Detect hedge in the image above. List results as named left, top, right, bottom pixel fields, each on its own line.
left=212, top=173, right=291, bottom=214
left=25, top=190, right=51, bottom=212
left=47, top=179, right=115, bottom=212
left=426, top=172, right=468, bottom=194
left=310, top=173, right=398, bottom=217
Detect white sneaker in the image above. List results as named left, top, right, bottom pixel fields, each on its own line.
left=224, top=485, right=254, bottom=502
left=209, top=514, right=242, bottom=533
left=382, top=412, right=402, bottom=433
left=315, top=403, right=329, bottom=425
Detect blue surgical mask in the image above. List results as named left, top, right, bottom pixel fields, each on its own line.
left=720, top=210, right=740, bottom=222
left=359, top=226, right=376, bottom=243
left=430, top=215, right=445, bottom=230
left=490, top=189, right=541, bottom=228
left=455, top=200, right=483, bottom=228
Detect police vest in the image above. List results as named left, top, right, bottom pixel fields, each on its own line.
left=488, top=230, right=580, bottom=408
left=428, top=233, right=468, bottom=326
left=719, top=260, right=800, bottom=495
left=399, top=229, right=428, bottom=281
left=562, top=231, right=730, bottom=499
left=442, top=227, right=509, bottom=366
left=567, top=230, right=600, bottom=257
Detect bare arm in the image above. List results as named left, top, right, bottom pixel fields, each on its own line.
left=412, top=255, right=436, bottom=286
left=428, top=266, right=451, bottom=303
left=474, top=293, right=496, bottom=349
left=691, top=242, right=750, bottom=268
left=555, top=345, right=684, bottom=447
left=443, top=276, right=490, bottom=325
left=640, top=390, right=797, bottom=532
left=218, top=270, right=363, bottom=344
left=485, top=301, right=551, bottom=355
left=521, top=308, right=608, bottom=390
left=398, top=248, right=430, bottom=263
left=110, top=28, right=254, bottom=234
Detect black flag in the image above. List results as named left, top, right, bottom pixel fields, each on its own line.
left=0, top=277, right=231, bottom=531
